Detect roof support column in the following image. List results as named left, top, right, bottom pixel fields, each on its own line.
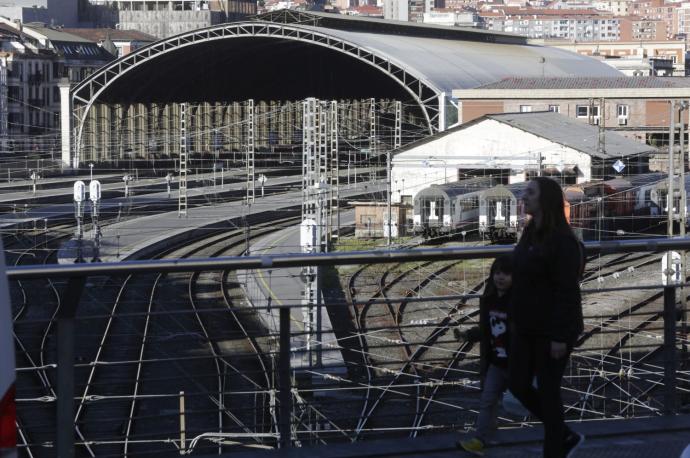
left=59, top=78, right=72, bottom=170
left=438, top=92, right=446, bottom=132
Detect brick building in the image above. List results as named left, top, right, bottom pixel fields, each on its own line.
left=452, top=76, right=690, bottom=147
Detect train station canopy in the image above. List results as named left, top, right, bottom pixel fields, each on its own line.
left=72, top=9, right=622, bottom=135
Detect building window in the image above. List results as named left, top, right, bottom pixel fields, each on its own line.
left=548, top=105, right=561, bottom=113
left=520, top=105, right=532, bottom=112
left=576, top=105, right=600, bottom=120
left=617, top=104, right=629, bottom=125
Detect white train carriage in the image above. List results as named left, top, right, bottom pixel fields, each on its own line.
left=478, top=183, right=529, bottom=241
left=413, top=178, right=495, bottom=237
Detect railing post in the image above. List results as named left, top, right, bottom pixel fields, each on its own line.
left=278, top=306, right=292, bottom=448
left=57, top=276, right=86, bottom=458
left=663, top=285, right=678, bottom=415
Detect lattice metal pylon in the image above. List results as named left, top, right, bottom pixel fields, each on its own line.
left=302, top=98, right=318, bottom=223
left=246, top=99, right=255, bottom=203
left=302, top=97, right=318, bottom=367
left=301, top=97, right=337, bottom=368
left=369, top=98, right=376, bottom=182
left=178, top=102, right=188, bottom=218
left=394, top=100, right=402, bottom=150
left=317, top=101, right=332, bottom=250
left=329, top=100, right=339, bottom=242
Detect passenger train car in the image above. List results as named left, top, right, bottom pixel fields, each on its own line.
left=478, top=183, right=527, bottom=241
left=412, top=177, right=495, bottom=238
left=414, top=172, right=679, bottom=241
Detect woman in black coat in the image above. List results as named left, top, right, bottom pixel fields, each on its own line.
left=509, top=177, right=585, bottom=458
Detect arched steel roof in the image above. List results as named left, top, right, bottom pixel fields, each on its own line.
left=295, top=25, right=622, bottom=93
left=71, top=13, right=622, bottom=163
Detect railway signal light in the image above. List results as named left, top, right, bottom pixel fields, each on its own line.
left=73, top=181, right=86, bottom=263
left=90, top=180, right=102, bottom=262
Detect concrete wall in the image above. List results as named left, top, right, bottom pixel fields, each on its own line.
left=119, top=10, right=223, bottom=39
left=354, top=204, right=405, bottom=238
left=391, top=119, right=592, bottom=203
left=383, top=0, right=408, bottom=21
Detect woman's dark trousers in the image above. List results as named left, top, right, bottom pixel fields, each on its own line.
left=509, top=333, right=572, bottom=458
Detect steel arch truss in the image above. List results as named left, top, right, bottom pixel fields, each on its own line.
left=71, top=21, right=442, bottom=164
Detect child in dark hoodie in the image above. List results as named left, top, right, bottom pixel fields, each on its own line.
left=454, top=254, right=513, bottom=456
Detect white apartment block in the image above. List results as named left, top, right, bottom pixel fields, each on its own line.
left=422, top=11, right=482, bottom=27
left=592, top=0, right=630, bottom=15
left=677, top=2, right=690, bottom=36
left=384, top=0, right=432, bottom=22
left=485, top=16, right=620, bottom=41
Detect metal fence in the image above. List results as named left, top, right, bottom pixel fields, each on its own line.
left=8, top=238, right=690, bottom=457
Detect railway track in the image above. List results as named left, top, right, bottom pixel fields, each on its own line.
left=10, top=210, right=303, bottom=456
left=70, top=213, right=302, bottom=456
left=10, top=233, right=96, bottom=457
left=11, top=211, right=689, bottom=451
left=335, top=241, right=686, bottom=442
left=343, top=241, right=490, bottom=440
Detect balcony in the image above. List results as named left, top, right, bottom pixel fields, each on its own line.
left=27, top=72, right=43, bottom=84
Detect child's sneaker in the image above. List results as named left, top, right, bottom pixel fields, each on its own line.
left=456, top=437, right=485, bottom=456
left=564, top=431, right=584, bottom=458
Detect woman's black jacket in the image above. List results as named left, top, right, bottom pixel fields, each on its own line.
left=511, top=230, right=584, bottom=344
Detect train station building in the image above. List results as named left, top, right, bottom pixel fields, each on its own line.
left=64, top=10, right=622, bottom=167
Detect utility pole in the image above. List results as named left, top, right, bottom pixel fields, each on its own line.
left=667, top=101, right=676, bottom=286
left=678, top=101, right=688, bottom=374
left=165, top=173, right=172, bottom=199
left=680, top=103, right=686, bottom=240
left=599, top=98, right=606, bottom=162
left=390, top=101, right=402, bottom=242
left=387, top=147, right=392, bottom=247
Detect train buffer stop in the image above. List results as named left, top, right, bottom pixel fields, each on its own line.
left=212, top=414, right=690, bottom=457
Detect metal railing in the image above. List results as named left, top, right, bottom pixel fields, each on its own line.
left=8, top=237, right=690, bottom=457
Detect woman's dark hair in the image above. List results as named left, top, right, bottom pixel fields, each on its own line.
left=482, top=254, right=513, bottom=302
left=525, top=177, right=573, bottom=240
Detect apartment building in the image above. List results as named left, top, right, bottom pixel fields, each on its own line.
left=0, top=20, right=114, bottom=153
left=384, top=0, right=433, bottom=21
left=422, top=10, right=482, bottom=26
left=550, top=40, right=688, bottom=75
left=86, top=0, right=256, bottom=39
left=481, top=9, right=621, bottom=41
